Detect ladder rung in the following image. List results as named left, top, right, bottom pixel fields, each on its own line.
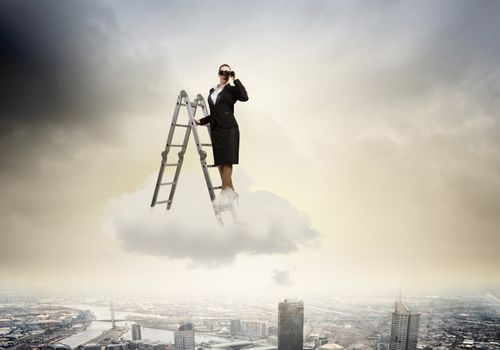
left=155, top=200, right=171, bottom=205
left=160, top=181, right=175, bottom=186
left=200, top=143, right=212, bottom=147
left=206, top=164, right=218, bottom=168
left=164, top=163, right=179, bottom=167
left=169, top=144, right=184, bottom=147
left=174, top=123, right=189, bottom=127
left=210, top=186, right=222, bottom=190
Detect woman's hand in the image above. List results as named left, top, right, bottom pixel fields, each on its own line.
left=194, top=118, right=201, bottom=125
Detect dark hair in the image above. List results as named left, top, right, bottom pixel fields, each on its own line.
left=218, top=63, right=231, bottom=71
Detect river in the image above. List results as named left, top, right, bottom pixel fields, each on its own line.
left=58, top=304, right=228, bottom=348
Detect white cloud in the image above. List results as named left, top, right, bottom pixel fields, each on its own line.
left=103, top=168, right=319, bottom=267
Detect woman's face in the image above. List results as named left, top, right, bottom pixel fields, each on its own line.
left=218, top=65, right=231, bottom=83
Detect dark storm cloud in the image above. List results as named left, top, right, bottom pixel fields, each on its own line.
left=0, top=0, right=174, bottom=267
left=0, top=0, right=170, bottom=164
left=1, top=1, right=113, bottom=126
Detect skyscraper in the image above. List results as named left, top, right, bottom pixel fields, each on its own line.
left=230, top=319, right=241, bottom=334
left=175, top=322, right=195, bottom=350
left=131, top=323, right=142, bottom=341
left=278, top=298, right=304, bottom=350
left=389, top=297, right=420, bottom=350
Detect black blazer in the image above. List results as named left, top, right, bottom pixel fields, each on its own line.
left=199, top=78, right=249, bottom=129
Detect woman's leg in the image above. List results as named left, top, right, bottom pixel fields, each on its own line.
left=218, top=164, right=229, bottom=190
left=217, top=165, right=223, bottom=181
left=228, top=166, right=234, bottom=191
left=218, top=165, right=228, bottom=189
left=217, top=165, right=228, bottom=191
left=221, top=164, right=234, bottom=190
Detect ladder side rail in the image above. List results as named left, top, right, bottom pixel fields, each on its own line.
left=151, top=92, right=184, bottom=207
left=199, top=95, right=221, bottom=196
left=166, top=93, right=195, bottom=209
left=191, top=95, right=217, bottom=202
left=189, top=94, right=223, bottom=225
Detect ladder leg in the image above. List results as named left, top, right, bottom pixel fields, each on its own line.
left=165, top=114, right=192, bottom=210
left=151, top=93, right=183, bottom=207
left=189, top=94, right=226, bottom=225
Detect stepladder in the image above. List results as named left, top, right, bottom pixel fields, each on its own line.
left=150, top=90, right=239, bottom=226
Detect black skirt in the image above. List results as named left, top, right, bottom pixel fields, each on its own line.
left=210, top=123, right=239, bottom=165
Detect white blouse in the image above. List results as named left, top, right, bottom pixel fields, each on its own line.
left=210, top=82, right=228, bottom=103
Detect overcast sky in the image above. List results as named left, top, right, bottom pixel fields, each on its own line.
left=1, top=0, right=499, bottom=297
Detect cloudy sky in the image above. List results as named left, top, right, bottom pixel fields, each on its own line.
left=1, top=0, right=499, bottom=297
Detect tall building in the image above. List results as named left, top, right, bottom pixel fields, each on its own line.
left=230, top=319, right=241, bottom=334
left=240, top=320, right=267, bottom=338
left=174, top=323, right=195, bottom=350
left=278, top=298, right=304, bottom=350
left=389, top=297, right=420, bottom=350
left=132, top=323, right=142, bottom=340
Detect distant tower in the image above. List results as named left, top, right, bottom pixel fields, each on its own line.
left=230, top=319, right=241, bottom=334
left=110, top=301, right=116, bottom=329
left=278, top=298, right=304, bottom=350
left=389, top=293, right=420, bottom=350
left=131, top=323, right=142, bottom=340
left=174, top=323, right=195, bottom=350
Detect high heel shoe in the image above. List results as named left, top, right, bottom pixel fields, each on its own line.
left=214, top=188, right=230, bottom=211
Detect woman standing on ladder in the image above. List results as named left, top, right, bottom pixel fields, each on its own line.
left=194, top=63, right=249, bottom=210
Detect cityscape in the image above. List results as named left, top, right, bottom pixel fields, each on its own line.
left=0, top=291, right=498, bottom=350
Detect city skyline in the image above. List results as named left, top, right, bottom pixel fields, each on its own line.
left=0, top=291, right=498, bottom=350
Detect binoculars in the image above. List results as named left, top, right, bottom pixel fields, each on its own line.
left=218, top=70, right=235, bottom=77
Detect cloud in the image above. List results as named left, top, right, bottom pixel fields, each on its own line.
left=271, top=269, right=294, bottom=286
left=0, top=0, right=173, bottom=171
left=102, top=168, right=319, bottom=267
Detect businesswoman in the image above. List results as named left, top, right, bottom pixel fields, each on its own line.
left=194, top=63, right=249, bottom=209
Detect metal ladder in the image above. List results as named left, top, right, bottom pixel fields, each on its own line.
left=150, top=90, right=238, bottom=226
